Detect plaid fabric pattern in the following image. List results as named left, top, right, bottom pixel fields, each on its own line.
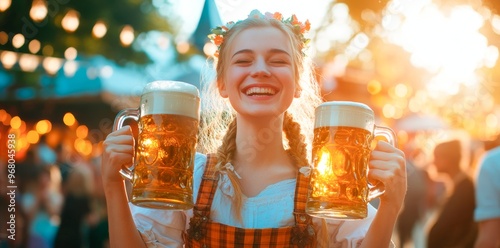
left=184, top=154, right=316, bottom=248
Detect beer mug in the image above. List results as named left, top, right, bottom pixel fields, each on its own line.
left=306, top=101, right=396, bottom=219
left=113, top=81, right=200, bottom=210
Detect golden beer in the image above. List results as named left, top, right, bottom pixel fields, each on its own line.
left=113, top=81, right=200, bottom=210
left=132, top=114, right=198, bottom=209
left=306, top=101, right=395, bottom=219
left=307, top=126, right=372, bottom=219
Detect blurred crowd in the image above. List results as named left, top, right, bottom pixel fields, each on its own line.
left=394, top=132, right=500, bottom=248
left=1, top=132, right=499, bottom=248
left=0, top=136, right=109, bottom=248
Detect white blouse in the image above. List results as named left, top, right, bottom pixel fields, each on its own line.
left=129, top=153, right=377, bottom=248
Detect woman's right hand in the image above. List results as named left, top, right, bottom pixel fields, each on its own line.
left=101, top=126, right=135, bottom=189
left=100, top=126, right=148, bottom=248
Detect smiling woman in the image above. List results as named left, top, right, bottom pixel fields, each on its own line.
left=101, top=8, right=407, bottom=248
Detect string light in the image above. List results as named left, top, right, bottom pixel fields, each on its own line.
left=29, top=40, right=41, bottom=54
left=61, top=10, right=80, bottom=32
left=64, top=47, right=78, bottom=60
left=120, top=25, right=135, bottom=46
left=63, top=112, right=76, bottom=126
left=0, top=0, right=11, bottom=12
left=10, top=116, right=22, bottom=129
left=36, top=120, right=52, bottom=134
left=42, top=57, right=63, bottom=75
left=0, top=50, right=17, bottom=69
left=29, top=0, right=47, bottom=22
left=92, top=20, right=107, bottom=38
left=18, top=54, right=39, bottom=72
left=12, top=34, right=25, bottom=49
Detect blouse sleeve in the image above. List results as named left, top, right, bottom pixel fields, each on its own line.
left=314, top=204, right=395, bottom=247
left=129, top=153, right=207, bottom=248
left=129, top=204, right=186, bottom=248
left=474, top=149, right=500, bottom=221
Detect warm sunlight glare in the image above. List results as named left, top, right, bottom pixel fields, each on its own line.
left=382, top=2, right=497, bottom=95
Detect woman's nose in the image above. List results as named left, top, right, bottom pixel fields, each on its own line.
left=251, top=58, right=271, bottom=77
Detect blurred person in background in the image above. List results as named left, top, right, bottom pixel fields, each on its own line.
left=87, top=155, right=110, bottom=248
left=54, top=153, right=97, bottom=248
left=53, top=143, right=74, bottom=188
left=427, top=139, right=477, bottom=248
left=396, top=147, right=430, bottom=248
left=26, top=165, right=63, bottom=248
left=473, top=135, right=500, bottom=248
left=35, top=135, right=57, bottom=167
left=15, top=147, right=63, bottom=248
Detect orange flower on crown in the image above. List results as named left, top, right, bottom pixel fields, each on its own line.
left=291, top=14, right=301, bottom=26
left=273, top=12, right=283, bottom=20
left=213, top=35, right=224, bottom=46
left=302, top=20, right=311, bottom=33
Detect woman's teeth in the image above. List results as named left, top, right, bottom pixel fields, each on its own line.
left=245, top=87, right=276, bottom=96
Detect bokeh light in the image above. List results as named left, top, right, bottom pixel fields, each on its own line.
left=27, top=130, right=40, bottom=144
left=63, top=112, right=76, bottom=126
left=120, top=25, right=135, bottom=46
left=12, top=33, right=25, bottom=48
left=29, top=39, right=41, bottom=54
left=61, top=9, right=80, bottom=32
left=10, top=116, right=21, bottom=129
left=76, top=125, right=88, bottom=139
left=92, top=20, right=107, bottom=38
left=30, top=0, right=47, bottom=22
left=0, top=0, right=11, bottom=12
left=36, top=120, right=52, bottom=134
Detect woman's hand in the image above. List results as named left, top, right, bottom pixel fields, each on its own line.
left=101, top=126, right=135, bottom=189
left=369, top=141, right=407, bottom=214
left=100, top=126, right=149, bottom=248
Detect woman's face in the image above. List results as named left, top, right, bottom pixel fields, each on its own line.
left=218, top=26, right=300, bottom=118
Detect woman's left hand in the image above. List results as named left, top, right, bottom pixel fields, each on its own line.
left=369, top=140, right=407, bottom=213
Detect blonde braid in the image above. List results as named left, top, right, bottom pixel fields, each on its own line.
left=215, top=118, right=244, bottom=222
left=283, top=111, right=310, bottom=168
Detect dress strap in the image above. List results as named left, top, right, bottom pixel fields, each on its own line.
left=193, top=154, right=219, bottom=216
left=186, top=154, right=220, bottom=241
left=291, top=171, right=316, bottom=247
left=294, top=172, right=310, bottom=214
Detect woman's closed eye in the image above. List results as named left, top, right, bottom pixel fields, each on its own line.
left=268, top=55, right=291, bottom=66
left=235, top=59, right=252, bottom=64
left=270, top=59, right=288, bottom=65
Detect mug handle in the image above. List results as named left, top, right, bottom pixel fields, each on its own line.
left=112, top=108, right=140, bottom=181
left=367, top=125, right=397, bottom=201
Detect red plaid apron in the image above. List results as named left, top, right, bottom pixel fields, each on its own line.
left=184, top=154, right=316, bottom=248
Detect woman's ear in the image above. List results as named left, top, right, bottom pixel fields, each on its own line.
left=217, top=79, right=228, bottom=98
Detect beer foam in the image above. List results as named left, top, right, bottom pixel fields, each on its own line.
left=314, top=101, right=374, bottom=131
left=141, top=81, right=200, bottom=119
left=143, top=81, right=199, bottom=96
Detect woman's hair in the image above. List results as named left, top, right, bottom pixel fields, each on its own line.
left=197, top=14, right=323, bottom=221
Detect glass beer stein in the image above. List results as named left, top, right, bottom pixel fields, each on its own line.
left=306, top=101, right=396, bottom=219
left=113, top=81, right=200, bottom=210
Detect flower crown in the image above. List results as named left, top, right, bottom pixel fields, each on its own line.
left=208, top=9, right=311, bottom=57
